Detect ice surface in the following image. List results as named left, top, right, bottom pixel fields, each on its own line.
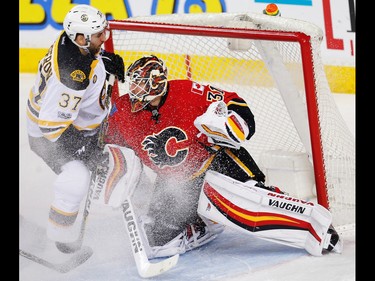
left=19, top=73, right=355, bottom=281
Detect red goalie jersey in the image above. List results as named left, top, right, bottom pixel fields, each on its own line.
left=105, top=79, right=255, bottom=181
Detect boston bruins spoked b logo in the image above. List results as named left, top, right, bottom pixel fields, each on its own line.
left=142, top=127, right=188, bottom=168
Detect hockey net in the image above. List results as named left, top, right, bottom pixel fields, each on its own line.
left=104, top=13, right=355, bottom=232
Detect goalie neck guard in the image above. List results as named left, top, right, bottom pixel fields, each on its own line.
left=125, top=55, right=168, bottom=112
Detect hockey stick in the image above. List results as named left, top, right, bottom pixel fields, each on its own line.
left=122, top=197, right=179, bottom=278
left=56, top=74, right=116, bottom=254
left=19, top=246, right=93, bottom=273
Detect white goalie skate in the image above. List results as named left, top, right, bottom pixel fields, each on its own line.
left=323, top=225, right=343, bottom=254
left=149, top=217, right=225, bottom=259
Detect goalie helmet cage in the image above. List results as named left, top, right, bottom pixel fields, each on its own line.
left=104, top=13, right=355, bottom=232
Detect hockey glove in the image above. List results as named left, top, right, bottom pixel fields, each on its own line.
left=101, top=50, right=125, bottom=83
left=194, top=101, right=249, bottom=149
left=57, top=125, right=105, bottom=172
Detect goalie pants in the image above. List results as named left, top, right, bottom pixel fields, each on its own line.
left=144, top=146, right=265, bottom=247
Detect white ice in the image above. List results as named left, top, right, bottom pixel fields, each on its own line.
left=19, top=73, right=355, bottom=281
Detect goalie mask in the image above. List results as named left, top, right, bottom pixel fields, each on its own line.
left=63, top=4, right=109, bottom=49
left=124, top=55, right=168, bottom=112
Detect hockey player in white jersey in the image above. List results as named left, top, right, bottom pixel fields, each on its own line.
left=26, top=4, right=125, bottom=248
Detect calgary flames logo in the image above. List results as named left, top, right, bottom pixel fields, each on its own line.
left=142, top=127, right=188, bottom=168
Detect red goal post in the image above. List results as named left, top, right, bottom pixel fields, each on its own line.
left=104, top=13, right=355, bottom=231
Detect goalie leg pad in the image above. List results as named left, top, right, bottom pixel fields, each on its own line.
left=197, top=170, right=336, bottom=256
left=92, top=144, right=143, bottom=208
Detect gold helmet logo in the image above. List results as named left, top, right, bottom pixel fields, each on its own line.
left=81, top=14, right=88, bottom=22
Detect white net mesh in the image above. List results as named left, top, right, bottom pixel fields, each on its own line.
left=106, top=12, right=355, bottom=231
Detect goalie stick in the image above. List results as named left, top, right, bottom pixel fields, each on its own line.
left=121, top=197, right=179, bottom=278
left=98, top=75, right=178, bottom=277
left=55, top=74, right=116, bottom=254
left=19, top=246, right=93, bottom=273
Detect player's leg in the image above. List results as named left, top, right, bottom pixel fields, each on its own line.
left=198, top=170, right=343, bottom=256
left=142, top=146, right=271, bottom=259
left=142, top=176, right=224, bottom=259
left=28, top=136, right=91, bottom=243
left=47, top=160, right=91, bottom=243
left=210, top=147, right=266, bottom=183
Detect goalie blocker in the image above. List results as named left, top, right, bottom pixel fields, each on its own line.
left=92, top=144, right=143, bottom=208
left=198, top=170, right=343, bottom=256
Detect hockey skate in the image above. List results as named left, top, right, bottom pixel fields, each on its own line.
left=184, top=217, right=225, bottom=251
left=323, top=225, right=343, bottom=254
left=149, top=217, right=224, bottom=259
left=47, top=214, right=83, bottom=254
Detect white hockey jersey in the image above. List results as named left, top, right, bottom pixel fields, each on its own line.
left=26, top=31, right=109, bottom=142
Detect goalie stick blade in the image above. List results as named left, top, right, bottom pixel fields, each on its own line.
left=136, top=254, right=179, bottom=278
left=19, top=246, right=93, bottom=273
left=122, top=198, right=179, bottom=278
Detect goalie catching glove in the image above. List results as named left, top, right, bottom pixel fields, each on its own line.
left=194, top=101, right=250, bottom=149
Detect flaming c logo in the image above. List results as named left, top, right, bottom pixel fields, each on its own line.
left=142, top=127, right=188, bottom=168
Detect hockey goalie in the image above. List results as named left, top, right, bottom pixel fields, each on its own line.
left=93, top=55, right=342, bottom=265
